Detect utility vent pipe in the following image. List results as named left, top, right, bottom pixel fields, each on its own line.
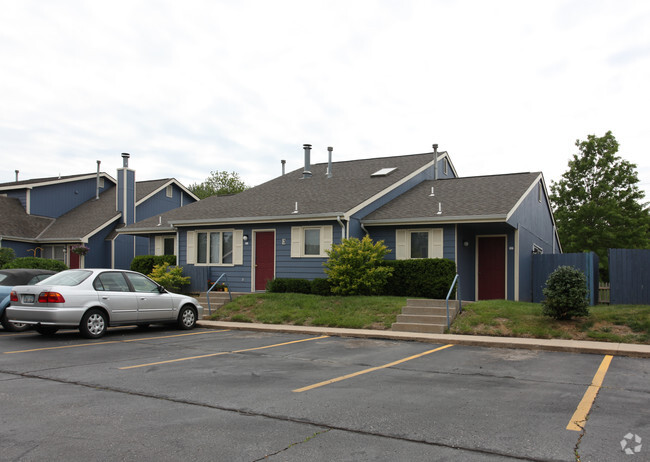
left=96, top=160, right=101, bottom=200
left=433, top=143, right=439, bottom=180
left=121, top=152, right=130, bottom=168
left=281, top=159, right=286, bottom=175
left=302, top=144, right=312, bottom=179
left=15, top=170, right=19, bottom=182
left=429, top=186, right=435, bottom=196
left=327, top=146, right=333, bottom=178
left=437, top=202, right=442, bottom=215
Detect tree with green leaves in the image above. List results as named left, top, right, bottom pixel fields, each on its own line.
left=550, top=131, right=650, bottom=279
left=188, top=170, right=248, bottom=199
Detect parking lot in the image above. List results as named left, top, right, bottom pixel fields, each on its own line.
left=0, top=325, right=648, bottom=461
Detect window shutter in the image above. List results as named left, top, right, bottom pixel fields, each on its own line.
left=291, top=227, right=301, bottom=258
left=396, top=230, right=407, bottom=260
left=154, top=236, right=163, bottom=256
left=321, top=226, right=333, bottom=256
left=430, top=229, right=443, bottom=258
left=186, top=231, right=196, bottom=264
left=233, top=229, right=243, bottom=265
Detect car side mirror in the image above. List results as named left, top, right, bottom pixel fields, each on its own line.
left=158, top=286, right=167, bottom=294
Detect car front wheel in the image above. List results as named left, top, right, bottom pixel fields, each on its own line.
left=177, top=305, right=197, bottom=330
left=80, top=309, right=108, bottom=339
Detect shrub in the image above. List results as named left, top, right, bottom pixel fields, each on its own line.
left=310, top=278, right=332, bottom=296
left=542, top=266, right=589, bottom=320
left=266, top=278, right=312, bottom=294
left=382, top=258, right=457, bottom=298
left=131, top=255, right=176, bottom=275
left=148, top=262, right=190, bottom=291
left=2, top=257, right=68, bottom=271
left=0, top=248, right=15, bottom=267
left=324, top=236, right=393, bottom=296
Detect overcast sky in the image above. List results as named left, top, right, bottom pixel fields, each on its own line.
left=2, top=1, right=649, bottom=199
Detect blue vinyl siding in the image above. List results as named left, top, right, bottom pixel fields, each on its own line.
left=85, top=226, right=117, bottom=268
left=136, top=184, right=196, bottom=221
left=1, top=241, right=34, bottom=259
left=5, top=190, right=27, bottom=209
left=30, top=179, right=112, bottom=218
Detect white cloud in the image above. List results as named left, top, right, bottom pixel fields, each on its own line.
left=1, top=0, right=649, bottom=198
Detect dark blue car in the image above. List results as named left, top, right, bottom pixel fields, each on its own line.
left=0, top=269, right=56, bottom=331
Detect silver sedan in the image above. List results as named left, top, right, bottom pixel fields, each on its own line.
left=7, top=269, right=203, bottom=339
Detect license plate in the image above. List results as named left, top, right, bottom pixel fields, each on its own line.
left=22, top=294, right=35, bottom=303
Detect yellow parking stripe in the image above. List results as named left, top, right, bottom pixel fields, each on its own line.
left=3, top=330, right=228, bottom=354
left=566, top=355, right=613, bottom=431
left=293, top=344, right=454, bottom=393
left=119, top=335, right=330, bottom=370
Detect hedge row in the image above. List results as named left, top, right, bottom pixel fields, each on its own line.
left=267, top=259, right=457, bottom=298
left=382, top=258, right=457, bottom=299
left=1, top=256, right=68, bottom=271
left=267, top=278, right=332, bottom=296
left=130, top=255, right=177, bottom=275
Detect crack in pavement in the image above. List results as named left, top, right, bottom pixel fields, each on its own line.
left=0, top=368, right=554, bottom=462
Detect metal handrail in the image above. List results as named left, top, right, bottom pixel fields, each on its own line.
left=445, top=274, right=461, bottom=329
left=206, top=273, right=232, bottom=315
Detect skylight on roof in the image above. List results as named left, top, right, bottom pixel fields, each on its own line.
left=371, top=167, right=397, bottom=177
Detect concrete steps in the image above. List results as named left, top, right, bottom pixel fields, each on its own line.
left=194, top=292, right=246, bottom=319
left=391, top=299, right=467, bottom=334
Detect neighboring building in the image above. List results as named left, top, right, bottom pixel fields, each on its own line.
left=0, top=153, right=198, bottom=269
left=120, top=145, right=560, bottom=302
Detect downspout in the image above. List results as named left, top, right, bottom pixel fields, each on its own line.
left=337, top=216, right=346, bottom=240
left=360, top=222, right=369, bottom=237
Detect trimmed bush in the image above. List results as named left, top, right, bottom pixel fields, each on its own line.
left=131, top=255, right=176, bottom=275
left=542, top=265, right=589, bottom=320
left=324, top=236, right=393, bottom=296
left=2, top=257, right=68, bottom=271
left=310, top=278, right=332, bottom=296
left=382, top=258, right=457, bottom=299
left=0, top=248, right=16, bottom=267
left=266, top=278, right=312, bottom=294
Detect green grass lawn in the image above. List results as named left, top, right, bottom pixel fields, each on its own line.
left=211, top=293, right=406, bottom=329
left=449, top=300, right=650, bottom=344
left=210, top=294, right=650, bottom=344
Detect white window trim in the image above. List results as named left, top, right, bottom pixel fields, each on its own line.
left=291, top=225, right=333, bottom=258
left=395, top=228, right=443, bottom=260
left=186, top=229, right=243, bottom=266
left=166, top=185, right=173, bottom=198
left=155, top=236, right=176, bottom=256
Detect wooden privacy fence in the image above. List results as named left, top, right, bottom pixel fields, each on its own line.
left=609, top=249, right=650, bottom=305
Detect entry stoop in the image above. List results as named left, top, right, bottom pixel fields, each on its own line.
left=195, top=292, right=246, bottom=319
left=391, top=299, right=463, bottom=334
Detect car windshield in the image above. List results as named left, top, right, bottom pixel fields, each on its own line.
left=40, top=270, right=92, bottom=286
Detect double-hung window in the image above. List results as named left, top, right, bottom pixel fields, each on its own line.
left=396, top=229, right=443, bottom=260
left=291, top=225, right=333, bottom=257
left=197, top=231, right=233, bottom=264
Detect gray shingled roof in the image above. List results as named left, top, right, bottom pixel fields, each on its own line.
left=136, top=179, right=171, bottom=201
left=37, top=189, right=120, bottom=240
left=362, top=172, right=542, bottom=224
left=122, top=152, right=438, bottom=232
left=0, top=172, right=115, bottom=190
left=0, top=197, right=54, bottom=240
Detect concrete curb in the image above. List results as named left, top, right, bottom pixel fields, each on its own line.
left=197, top=320, right=650, bottom=358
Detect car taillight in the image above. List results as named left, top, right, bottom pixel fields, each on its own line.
left=38, top=292, right=66, bottom=303
left=10, top=291, right=18, bottom=302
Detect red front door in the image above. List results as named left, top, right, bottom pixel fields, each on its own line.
left=69, top=246, right=80, bottom=269
left=254, top=231, right=275, bottom=291
left=477, top=236, right=506, bottom=300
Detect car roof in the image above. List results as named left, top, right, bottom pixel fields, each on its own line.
left=0, top=268, right=57, bottom=286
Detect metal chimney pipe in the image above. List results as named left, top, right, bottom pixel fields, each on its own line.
left=121, top=152, right=130, bottom=168
left=432, top=144, right=439, bottom=180
left=327, top=146, right=333, bottom=178
left=15, top=170, right=19, bottom=182
left=96, top=160, right=101, bottom=200
left=281, top=159, right=286, bottom=176
left=302, top=144, right=312, bottom=179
